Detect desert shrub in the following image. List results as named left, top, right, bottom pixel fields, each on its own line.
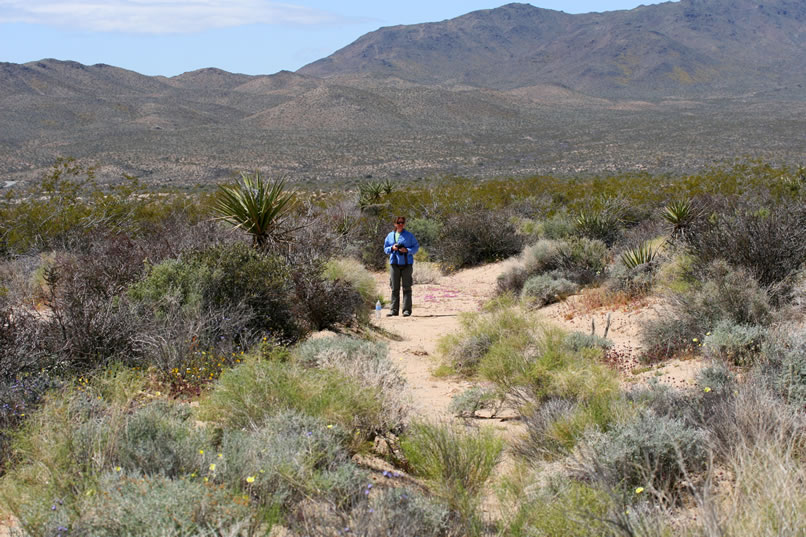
left=562, top=331, right=613, bottom=352
left=322, top=258, right=377, bottom=306
left=431, top=208, right=523, bottom=270
left=296, top=487, right=454, bottom=537
left=105, top=401, right=211, bottom=478
left=349, top=214, right=392, bottom=271
left=293, top=336, right=408, bottom=431
left=759, top=327, right=806, bottom=407
left=22, top=472, right=254, bottom=537
left=521, top=274, right=578, bottom=306
left=496, top=265, right=529, bottom=295
left=607, top=251, right=658, bottom=297
left=197, top=357, right=388, bottom=448
left=703, top=320, right=766, bottom=366
left=575, top=207, right=623, bottom=247
left=482, top=326, right=622, bottom=454
left=130, top=242, right=302, bottom=344
left=36, top=254, right=142, bottom=371
left=701, top=379, right=806, bottom=467
left=641, top=260, right=771, bottom=361
left=522, top=239, right=564, bottom=275
left=576, top=410, right=708, bottom=498
left=401, top=422, right=502, bottom=535
left=412, top=261, right=442, bottom=284
left=516, top=398, right=578, bottom=458
left=687, top=198, right=806, bottom=291
left=289, top=257, right=365, bottom=330
left=214, top=411, right=366, bottom=510
left=438, top=308, right=531, bottom=376
left=449, top=386, right=501, bottom=418
left=556, top=237, right=609, bottom=284
left=405, top=217, right=442, bottom=252
left=696, top=363, right=738, bottom=396
left=627, top=380, right=690, bottom=419
left=501, top=477, right=612, bottom=537
left=688, top=403, right=806, bottom=537
left=538, top=211, right=577, bottom=240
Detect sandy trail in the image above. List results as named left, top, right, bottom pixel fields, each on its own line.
left=371, top=261, right=516, bottom=420
left=372, top=259, right=700, bottom=420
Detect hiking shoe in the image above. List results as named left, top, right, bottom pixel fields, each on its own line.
left=402, top=311, right=411, bottom=317
left=386, top=312, right=398, bottom=317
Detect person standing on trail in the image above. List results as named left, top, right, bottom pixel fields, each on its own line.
left=383, top=216, right=419, bottom=317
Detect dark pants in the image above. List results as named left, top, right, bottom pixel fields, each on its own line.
left=389, top=264, right=413, bottom=314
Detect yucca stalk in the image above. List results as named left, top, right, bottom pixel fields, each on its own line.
left=212, top=171, right=296, bottom=248
left=620, top=242, right=657, bottom=269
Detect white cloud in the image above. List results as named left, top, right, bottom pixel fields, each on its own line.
left=0, top=0, right=358, bottom=33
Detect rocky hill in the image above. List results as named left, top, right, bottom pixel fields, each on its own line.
left=300, top=0, right=806, bottom=98
left=1, top=0, right=805, bottom=187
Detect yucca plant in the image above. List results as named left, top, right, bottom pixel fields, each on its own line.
left=575, top=209, right=621, bottom=246
left=620, top=242, right=657, bottom=269
left=662, top=199, right=693, bottom=239
left=212, top=171, right=297, bottom=248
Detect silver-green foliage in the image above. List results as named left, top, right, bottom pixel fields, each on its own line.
left=215, top=411, right=367, bottom=510
left=576, top=410, right=708, bottom=496
left=703, top=320, right=766, bottom=366
left=521, top=274, right=578, bottom=306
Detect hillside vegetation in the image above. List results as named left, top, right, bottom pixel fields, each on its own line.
left=0, top=160, right=804, bottom=536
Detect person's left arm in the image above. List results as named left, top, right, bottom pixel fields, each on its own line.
left=403, top=231, right=419, bottom=256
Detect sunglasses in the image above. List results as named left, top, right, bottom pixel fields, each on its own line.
left=395, top=220, right=405, bottom=224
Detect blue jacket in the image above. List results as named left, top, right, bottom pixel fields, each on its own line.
left=384, top=229, right=420, bottom=265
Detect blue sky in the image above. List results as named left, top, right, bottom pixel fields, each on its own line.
left=0, top=1, right=674, bottom=77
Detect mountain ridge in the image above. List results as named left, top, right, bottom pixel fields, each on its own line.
left=299, top=0, right=806, bottom=98
left=1, top=0, right=806, bottom=186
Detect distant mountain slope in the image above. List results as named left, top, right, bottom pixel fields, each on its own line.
left=299, top=0, right=806, bottom=97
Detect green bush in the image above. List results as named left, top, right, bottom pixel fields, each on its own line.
left=106, top=401, right=211, bottom=478
left=130, top=242, right=302, bottom=344
left=521, top=237, right=608, bottom=286
left=501, top=477, right=612, bottom=537
left=405, top=217, right=442, bottom=252
left=521, top=274, right=578, bottom=306
left=322, top=258, right=378, bottom=306
left=293, top=336, right=408, bottom=432
left=703, top=320, right=766, bottom=366
left=401, top=422, right=502, bottom=535
left=538, top=211, right=577, bottom=240
left=197, top=358, right=388, bottom=449
left=562, top=331, right=613, bottom=352
left=438, top=308, right=531, bottom=376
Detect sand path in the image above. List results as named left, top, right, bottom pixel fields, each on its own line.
left=371, top=261, right=517, bottom=420
left=372, top=259, right=699, bottom=421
